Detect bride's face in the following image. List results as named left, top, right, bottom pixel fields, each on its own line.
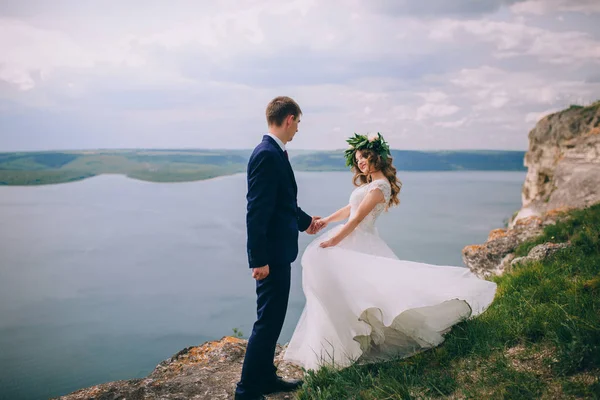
left=355, top=151, right=370, bottom=174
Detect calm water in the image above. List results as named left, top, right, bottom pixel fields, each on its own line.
left=0, top=171, right=525, bottom=399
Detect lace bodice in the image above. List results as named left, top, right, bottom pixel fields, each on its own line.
left=348, top=179, right=391, bottom=232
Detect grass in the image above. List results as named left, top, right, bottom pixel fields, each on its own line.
left=0, top=169, right=96, bottom=185
left=0, top=151, right=247, bottom=185
left=296, top=203, right=600, bottom=399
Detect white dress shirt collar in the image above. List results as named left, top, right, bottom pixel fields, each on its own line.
left=266, top=133, right=286, bottom=152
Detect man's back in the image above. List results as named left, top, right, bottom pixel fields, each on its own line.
left=236, top=96, right=310, bottom=400
left=246, top=136, right=302, bottom=269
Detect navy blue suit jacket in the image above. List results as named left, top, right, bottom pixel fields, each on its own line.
left=246, top=135, right=312, bottom=269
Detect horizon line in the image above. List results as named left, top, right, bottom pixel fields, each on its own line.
left=0, top=147, right=528, bottom=153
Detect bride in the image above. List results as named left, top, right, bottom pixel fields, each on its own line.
left=283, top=133, right=497, bottom=371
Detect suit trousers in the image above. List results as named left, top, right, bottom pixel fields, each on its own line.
left=236, top=263, right=291, bottom=396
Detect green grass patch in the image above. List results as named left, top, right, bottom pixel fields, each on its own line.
left=126, top=164, right=243, bottom=183
left=0, top=170, right=95, bottom=185
left=0, top=151, right=247, bottom=185
left=296, top=203, right=600, bottom=399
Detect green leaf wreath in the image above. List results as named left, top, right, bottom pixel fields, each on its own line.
left=344, top=132, right=391, bottom=167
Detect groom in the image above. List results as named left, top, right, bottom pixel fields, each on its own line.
left=235, top=96, right=321, bottom=400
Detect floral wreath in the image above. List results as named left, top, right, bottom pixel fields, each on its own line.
left=344, top=132, right=391, bottom=168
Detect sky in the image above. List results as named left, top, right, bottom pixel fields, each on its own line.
left=1, top=0, right=599, bottom=151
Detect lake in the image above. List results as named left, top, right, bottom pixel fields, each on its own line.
left=0, top=171, right=525, bottom=399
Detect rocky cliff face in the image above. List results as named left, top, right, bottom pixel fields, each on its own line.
left=463, top=101, right=600, bottom=278
left=55, top=337, right=303, bottom=400
left=462, top=211, right=564, bottom=278
left=515, top=101, right=600, bottom=224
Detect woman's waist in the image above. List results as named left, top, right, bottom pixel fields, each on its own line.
left=312, top=224, right=380, bottom=245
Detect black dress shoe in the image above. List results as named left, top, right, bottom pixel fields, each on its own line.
left=261, top=376, right=303, bottom=394
left=234, top=393, right=265, bottom=400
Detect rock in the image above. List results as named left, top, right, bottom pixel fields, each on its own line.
left=465, top=102, right=599, bottom=278
left=513, top=101, right=600, bottom=226
left=462, top=214, right=558, bottom=278
left=511, top=242, right=571, bottom=267
left=509, top=256, right=526, bottom=267
left=54, top=337, right=304, bottom=400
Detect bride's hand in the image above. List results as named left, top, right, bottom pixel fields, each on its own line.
left=306, top=216, right=321, bottom=235
left=319, top=237, right=338, bottom=248
left=316, top=217, right=329, bottom=231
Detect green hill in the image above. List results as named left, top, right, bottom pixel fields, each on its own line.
left=0, top=150, right=248, bottom=185
left=0, top=149, right=526, bottom=186
left=297, top=204, right=600, bottom=399
left=291, top=150, right=526, bottom=171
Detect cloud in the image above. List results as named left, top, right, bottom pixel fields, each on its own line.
left=365, top=0, right=526, bottom=17
left=510, top=0, right=600, bottom=15
left=0, top=0, right=599, bottom=151
left=416, top=103, right=460, bottom=121
left=0, top=67, right=35, bottom=91
left=435, top=118, right=468, bottom=128
left=429, top=19, right=600, bottom=65
left=0, top=17, right=149, bottom=92
left=447, top=66, right=600, bottom=123
left=525, top=108, right=560, bottom=123
left=418, top=90, right=448, bottom=103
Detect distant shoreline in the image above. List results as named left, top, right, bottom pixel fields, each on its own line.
left=0, top=170, right=530, bottom=187
left=0, top=171, right=249, bottom=187
left=0, top=149, right=526, bottom=186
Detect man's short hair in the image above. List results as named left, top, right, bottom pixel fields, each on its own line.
left=266, top=96, right=302, bottom=126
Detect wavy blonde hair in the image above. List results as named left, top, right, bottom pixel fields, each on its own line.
left=351, top=149, right=402, bottom=208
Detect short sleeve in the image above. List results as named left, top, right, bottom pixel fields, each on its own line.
left=368, top=180, right=391, bottom=204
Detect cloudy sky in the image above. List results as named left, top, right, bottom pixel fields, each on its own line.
left=1, top=0, right=599, bottom=151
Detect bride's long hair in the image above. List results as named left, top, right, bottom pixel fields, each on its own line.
left=351, top=149, right=402, bottom=208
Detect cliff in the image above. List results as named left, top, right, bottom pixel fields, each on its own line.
left=55, top=337, right=302, bottom=400
left=515, top=101, right=600, bottom=224
left=463, top=101, right=600, bottom=278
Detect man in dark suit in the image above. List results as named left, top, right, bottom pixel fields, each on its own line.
left=235, top=96, right=321, bottom=400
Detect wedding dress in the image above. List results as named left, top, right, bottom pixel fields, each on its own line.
left=283, top=179, right=497, bottom=371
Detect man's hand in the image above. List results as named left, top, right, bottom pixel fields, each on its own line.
left=306, top=216, right=319, bottom=234
left=252, top=265, right=270, bottom=280
left=316, top=217, right=329, bottom=232
left=307, top=216, right=326, bottom=235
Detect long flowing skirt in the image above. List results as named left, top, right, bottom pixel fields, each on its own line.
left=283, top=225, right=497, bottom=370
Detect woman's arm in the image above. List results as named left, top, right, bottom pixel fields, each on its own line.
left=312, top=204, right=350, bottom=233
left=319, top=189, right=384, bottom=248
left=323, top=204, right=351, bottom=224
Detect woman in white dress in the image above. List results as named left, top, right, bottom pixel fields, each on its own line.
left=283, top=133, right=497, bottom=371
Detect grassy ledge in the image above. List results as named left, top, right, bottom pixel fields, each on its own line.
left=297, top=204, right=600, bottom=399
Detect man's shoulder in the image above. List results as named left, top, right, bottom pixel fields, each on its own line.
left=250, top=140, right=278, bottom=161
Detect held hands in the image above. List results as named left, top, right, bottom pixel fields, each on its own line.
left=308, top=216, right=338, bottom=247
left=252, top=265, right=269, bottom=280
left=306, top=216, right=328, bottom=235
